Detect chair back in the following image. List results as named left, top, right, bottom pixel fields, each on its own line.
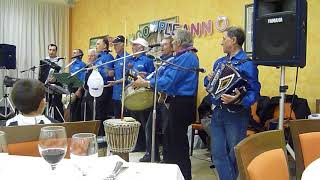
left=0, top=120, right=100, bottom=157
left=289, top=119, right=320, bottom=180
left=235, top=130, right=289, bottom=180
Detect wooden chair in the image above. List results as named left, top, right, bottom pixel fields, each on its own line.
left=235, top=130, right=289, bottom=180
left=289, top=119, right=320, bottom=180
left=0, top=120, right=100, bottom=157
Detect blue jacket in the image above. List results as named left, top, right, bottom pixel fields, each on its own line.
left=69, top=58, right=86, bottom=82
left=112, top=52, right=130, bottom=100
left=204, top=49, right=261, bottom=108
left=149, top=51, right=199, bottom=96
left=94, top=51, right=114, bottom=84
left=129, top=53, right=155, bottom=77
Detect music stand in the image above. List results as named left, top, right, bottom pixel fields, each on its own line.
left=53, top=72, right=83, bottom=121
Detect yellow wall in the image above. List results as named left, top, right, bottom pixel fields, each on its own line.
left=70, top=0, right=320, bottom=112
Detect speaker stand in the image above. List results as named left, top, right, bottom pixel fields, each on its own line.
left=279, top=66, right=295, bottom=159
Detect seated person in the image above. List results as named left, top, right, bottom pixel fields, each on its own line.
left=6, top=79, right=57, bottom=126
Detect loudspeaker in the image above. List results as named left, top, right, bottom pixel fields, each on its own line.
left=0, top=44, right=16, bottom=69
left=252, top=0, right=307, bottom=67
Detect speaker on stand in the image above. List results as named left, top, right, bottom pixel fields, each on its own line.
left=252, top=0, right=308, bottom=160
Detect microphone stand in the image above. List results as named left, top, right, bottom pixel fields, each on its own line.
left=20, top=62, right=48, bottom=79
left=151, top=57, right=159, bottom=163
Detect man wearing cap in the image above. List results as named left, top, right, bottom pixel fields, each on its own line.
left=94, top=37, right=114, bottom=133
left=132, top=29, right=199, bottom=180
left=107, top=35, right=130, bottom=118
left=129, top=37, right=155, bottom=152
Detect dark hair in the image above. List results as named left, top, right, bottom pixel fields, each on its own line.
left=102, top=36, right=109, bottom=50
left=11, top=79, right=45, bottom=114
left=226, top=26, right=245, bottom=47
left=75, top=48, right=83, bottom=59
left=48, top=44, right=58, bottom=51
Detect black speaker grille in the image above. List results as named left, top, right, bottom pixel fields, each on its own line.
left=255, top=13, right=296, bottom=60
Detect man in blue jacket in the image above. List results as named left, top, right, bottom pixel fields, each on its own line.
left=133, top=29, right=199, bottom=180
left=204, top=26, right=261, bottom=180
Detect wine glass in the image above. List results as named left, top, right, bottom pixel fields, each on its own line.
left=70, top=133, right=98, bottom=176
left=38, top=126, right=67, bottom=170
left=0, top=131, right=8, bottom=155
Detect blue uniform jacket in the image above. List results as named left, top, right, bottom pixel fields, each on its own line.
left=112, top=52, right=130, bottom=100
left=204, top=49, right=261, bottom=108
left=94, top=51, right=115, bottom=84
left=149, top=51, right=199, bottom=96
left=69, top=58, right=86, bottom=82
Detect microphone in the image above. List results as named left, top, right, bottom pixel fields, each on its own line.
left=148, top=43, right=161, bottom=48
left=194, top=68, right=206, bottom=73
left=57, top=57, right=66, bottom=61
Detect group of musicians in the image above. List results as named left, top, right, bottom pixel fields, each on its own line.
left=38, top=27, right=260, bottom=180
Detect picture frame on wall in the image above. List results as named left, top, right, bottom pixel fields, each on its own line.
left=244, top=4, right=254, bottom=55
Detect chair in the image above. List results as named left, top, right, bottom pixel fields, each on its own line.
left=235, top=130, right=289, bottom=180
left=289, top=119, right=320, bottom=180
left=0, top=120, right=100, bottom=157
left=190, top=123, right=204, bottom=156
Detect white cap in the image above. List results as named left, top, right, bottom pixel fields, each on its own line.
left=130, top=37, right=149, bottom=48
left=87, top=70, right=104, bottom=97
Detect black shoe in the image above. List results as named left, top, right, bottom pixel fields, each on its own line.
left=139, top=154, right=151, bottom=162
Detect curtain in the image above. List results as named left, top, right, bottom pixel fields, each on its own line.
left=0, top=0, right=69, bottom=110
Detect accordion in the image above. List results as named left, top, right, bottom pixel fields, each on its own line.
left=206, top=63, right=247, bottom=100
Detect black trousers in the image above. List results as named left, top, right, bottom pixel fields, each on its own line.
left=48, top=94, right=64, bottom=122
left=167, top=96, right=196, bottom=180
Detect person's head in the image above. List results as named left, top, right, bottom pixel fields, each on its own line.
left=48, top=44, right=58, bottom=58
left=96, top=36, right=109, bottom=53
left=172, top=29, right=193, bottom=52
left=113, top=35, right=125, bottom=55
left=72, top=48, right=83, bottom=59
left=11, top=79, right=46, bottom=115
left=161, top=36, right=174, bottom=56
left=87, top=49, right=96, bottom=63
left=131, top=37, right=148, bottom=57
left=221, top=26, right=245, bottom=54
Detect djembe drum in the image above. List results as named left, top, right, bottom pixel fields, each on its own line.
left=103, top=117, right=140, bottom=161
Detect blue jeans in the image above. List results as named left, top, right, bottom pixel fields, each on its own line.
left=210, top=107, right=249, bottom=180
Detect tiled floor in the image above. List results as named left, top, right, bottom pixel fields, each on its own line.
left=129, top=148, right=218, bottom=180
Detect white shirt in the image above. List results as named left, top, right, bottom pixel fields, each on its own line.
left=6, top=114, right=52, bottom=126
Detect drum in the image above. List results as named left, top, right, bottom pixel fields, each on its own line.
left=103, top=117, right=141, bottom=153
left=124, top=85, right=154, bottom=111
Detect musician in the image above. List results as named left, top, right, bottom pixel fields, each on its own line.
left=204, top=26, right=261, bottom=180
left=140, top=36, right=174, bottom=162
left=129, top=37, right=155, bottom=152
left=81, top=49, right=96, bottom=120
left=107, top=35, right=130, bottom=118
left=69, top=48, right=86, bottom=121
left=133, top=29, right=199, bottom=180
left=6, top=79, right=58, bottom=126
left=94, top=37, right=114, bottom=129
left=39, top=44, right=64, bottom=122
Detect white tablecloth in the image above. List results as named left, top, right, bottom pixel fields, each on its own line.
left=0, top=155, right=184, bottom=180
left=302, top=158, right=320, bottom=180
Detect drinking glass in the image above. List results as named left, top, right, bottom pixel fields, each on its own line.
left=38, top=126, right=67, bottom=170
left=70, top=133, right=98, bottom=176
left=0, top=131, right=8, bottom=155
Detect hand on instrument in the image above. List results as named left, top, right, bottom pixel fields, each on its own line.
left=75, top=88, right=82, bottom=97
left=105, top=80, right=117, bottom=87
left=221, top=88, right=241, bottom=104
left=132, top=76, right=149, bottom=89
left=207, top=71, right=214, bottom=81
left=138, top=72, right=147, bottom=78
